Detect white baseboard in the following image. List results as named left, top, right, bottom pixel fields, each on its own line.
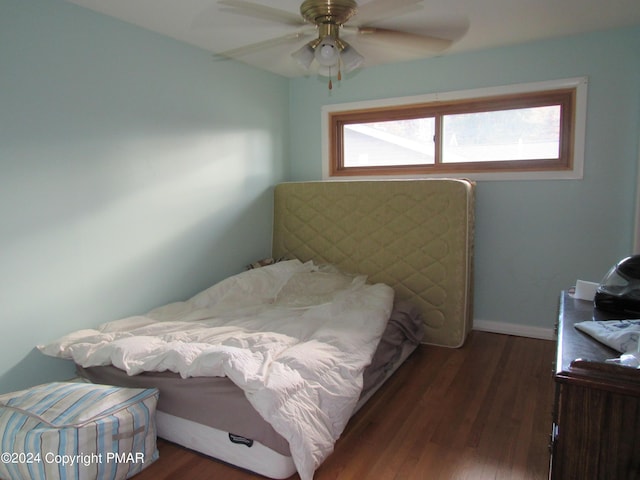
left=473, top=319, right=555, bottom=341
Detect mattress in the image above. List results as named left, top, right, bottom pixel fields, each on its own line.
left=155, top=338, right=419, bottom=480
left=272, top=179, right=475, bottom=348
left=75, top=301, right=424, bottom=476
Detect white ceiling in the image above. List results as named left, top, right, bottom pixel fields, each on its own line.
left=65, top=0, right=640, bottom=77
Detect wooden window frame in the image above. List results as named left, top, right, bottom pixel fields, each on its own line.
left=328, top=88, right=577, bottom=178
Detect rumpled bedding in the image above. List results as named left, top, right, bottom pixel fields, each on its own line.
left=38, top=260, right=395, bottom=480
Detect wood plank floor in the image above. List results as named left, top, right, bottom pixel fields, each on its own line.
left=134, top=331, right=555, bottom=480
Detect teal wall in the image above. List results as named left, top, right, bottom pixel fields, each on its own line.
left=1, top=0, right=639, bottom=395
left=289, top=27, right=640, bottom=334
left=0, top=0, right=290, bottom=394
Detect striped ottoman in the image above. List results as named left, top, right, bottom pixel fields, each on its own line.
left=0, top=382, right=159, bottom=480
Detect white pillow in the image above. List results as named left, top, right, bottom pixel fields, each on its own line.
left=274, top=271, right=366, bottom=307
left=187, top=259, right=312, bottom=309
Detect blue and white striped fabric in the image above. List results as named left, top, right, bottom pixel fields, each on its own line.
left=0, top=382, right=159, bottom=480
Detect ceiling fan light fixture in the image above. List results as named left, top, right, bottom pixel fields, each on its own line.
left=216, top=0, right=465, bottom=88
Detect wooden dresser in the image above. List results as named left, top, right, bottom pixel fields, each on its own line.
left=551, top=291, right=640, bottom=479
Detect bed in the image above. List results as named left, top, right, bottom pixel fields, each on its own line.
left=39, top=179, right=475, bottom=480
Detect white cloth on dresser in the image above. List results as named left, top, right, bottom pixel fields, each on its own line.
left=574, top=319, right=640, bottom=353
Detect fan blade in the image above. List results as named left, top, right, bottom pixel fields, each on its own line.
left=353, top=0, right=424, bottom=26
left=353, top=27, right=453, bottom=53
left=217, top=0, right=305, bottom=27
left=213, top=29, right=314, bottom=60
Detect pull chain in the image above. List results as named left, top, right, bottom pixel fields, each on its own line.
left=328, top=61, right=343, bottom=90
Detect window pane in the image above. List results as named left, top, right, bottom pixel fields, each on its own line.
left=343, top=118, right=435, bottom=167
left=442, top=105, right=561, bottom=163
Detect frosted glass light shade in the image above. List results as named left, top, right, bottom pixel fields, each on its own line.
left=291, top=44, right=314, bottom=69
left=340, top=44, right=363, bottom=73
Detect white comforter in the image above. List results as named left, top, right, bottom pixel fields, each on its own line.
left=39, top=260, right=394, bottom=480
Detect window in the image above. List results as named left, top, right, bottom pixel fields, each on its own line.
left=323, top=78, right=587, bottom=180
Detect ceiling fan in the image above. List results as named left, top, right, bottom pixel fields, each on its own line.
left=215, top=0, right=468, bottom=89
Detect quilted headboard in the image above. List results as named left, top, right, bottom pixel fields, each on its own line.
left=272, top=179, right=475, bottom=348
